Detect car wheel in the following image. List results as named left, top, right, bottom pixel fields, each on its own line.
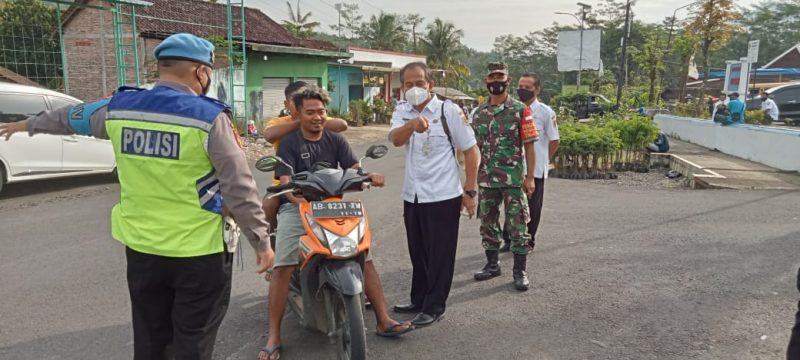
left=0, top=164, right=5, bottom=196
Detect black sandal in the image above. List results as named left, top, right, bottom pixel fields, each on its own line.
left=376, top=322, right=416, bottom=338
left=258, top=344, right=281, bottom=360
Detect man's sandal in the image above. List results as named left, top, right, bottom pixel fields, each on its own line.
left=258, top=344, right=281, bottom=360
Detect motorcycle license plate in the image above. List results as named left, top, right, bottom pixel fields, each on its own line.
left=310, top=201, right=363, bottom=218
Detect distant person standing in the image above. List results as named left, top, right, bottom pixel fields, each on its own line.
left=761, top=93, right=780, bottom=122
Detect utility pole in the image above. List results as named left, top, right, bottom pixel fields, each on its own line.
left=662, top=2, right=694, bottom=90
left=615, top=0, right=631, bottom=108
left=335, top=3, right=342, bottom=38
left=577, top=2, right=592, bottom=92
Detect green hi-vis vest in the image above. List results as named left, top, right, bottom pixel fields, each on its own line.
left=103, top=86, right=228, bottom=257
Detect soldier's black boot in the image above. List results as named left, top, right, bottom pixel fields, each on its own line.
left=512, top=254, right=530, bottom=291
left=499, top=228, right=511, bottom=252
left=499, top=241, right=511, bottom=253
left=474, top=250, right=501, bottom=281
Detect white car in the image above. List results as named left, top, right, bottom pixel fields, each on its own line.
left=0, top=83, right=115, bottom=195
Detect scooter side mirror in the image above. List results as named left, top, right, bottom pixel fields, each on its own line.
left=255, top=156, right=280, bottom=172
left=364, top=145, right=389, bottom=160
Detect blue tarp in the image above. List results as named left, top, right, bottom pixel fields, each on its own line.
left=700, top=67, right=800, bottom=79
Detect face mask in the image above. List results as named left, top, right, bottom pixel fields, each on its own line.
left=405, top=86, right=429, bottom=106
left=486, top=81, right=507, bottom=95
left=516, top=88, right=535, bottom=103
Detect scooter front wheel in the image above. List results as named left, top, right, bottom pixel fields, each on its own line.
left=332, top=292, right=366, bottom=360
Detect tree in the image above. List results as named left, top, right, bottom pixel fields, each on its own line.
left=630, top=26, right=665, bottom=105
left=420, top=18, right=469, bottom=90
left=686, top=0, right=742, bottom=91
left=0, top=0, right=60, bottom=88
left=329, top=3, right=362, bottom=40
left=283, top=0, right=320, bottom=39
left=711, top=0, right=800, bottom=70
left=405, top=13, right=424, bottom=54
left=359, top=12, right=407, bottom=52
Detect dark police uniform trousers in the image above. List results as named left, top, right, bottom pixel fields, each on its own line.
left=126, top=247, right=232, bottom=360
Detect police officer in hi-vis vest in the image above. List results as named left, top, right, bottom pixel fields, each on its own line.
left=0, top=33, right=275, bottom=359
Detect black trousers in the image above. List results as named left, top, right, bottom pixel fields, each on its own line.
left=789, top=267, right=800, bottom=359
left=126, top=247, right=232, bottom=360
left=502, top=177, right=545, bottom=249
left=527, top=177, right=545, bottom=249
left=403, top=195, right=462, bottom=315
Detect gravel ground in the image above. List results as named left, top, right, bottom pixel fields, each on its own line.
left=585, top=167, right=691, bottom=190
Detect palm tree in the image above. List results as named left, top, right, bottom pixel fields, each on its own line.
left=283, top=0, right=320, bottom=39
left=360, top=12, right=407, bottom=52
left=406, top=14, right=424, bottom=53
left=420, top=18, right=469, bottom=89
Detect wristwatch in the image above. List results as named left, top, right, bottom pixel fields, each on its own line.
left=464, top=189, right=477, bottom=198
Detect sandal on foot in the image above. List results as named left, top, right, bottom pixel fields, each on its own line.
left=258, top=344, right=281, bottom=360
left=376, top=322, right=416, bottom=338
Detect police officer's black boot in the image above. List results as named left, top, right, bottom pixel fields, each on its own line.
left=512, top=254, right=530, bottom=291
left=474, top=250, right=501, bottom=281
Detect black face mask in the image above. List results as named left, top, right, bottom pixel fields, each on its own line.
left=197, top=67, right=211, bottom=95
left=486, top=81, right=508, bottom=95
left=517, top=88, right=535, bottom=103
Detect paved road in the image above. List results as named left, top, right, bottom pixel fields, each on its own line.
left=1, top=142, right=799, bottom=360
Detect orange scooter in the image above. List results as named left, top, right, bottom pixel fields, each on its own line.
left=255, top=145, right=388, bottom=360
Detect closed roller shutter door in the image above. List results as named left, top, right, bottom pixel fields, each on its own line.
left=262, top=78, right=290, bottom=119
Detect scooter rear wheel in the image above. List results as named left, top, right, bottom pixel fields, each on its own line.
left=333, top=292, right=366, bottom=360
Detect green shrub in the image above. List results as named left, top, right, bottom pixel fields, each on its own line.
left=552, top=113, right=659, bottom=179
left=349, top=99, right=373, bottom=126
left=745, top=109, right=768, bottom=125
left=371, top=97, right=394, bottom=124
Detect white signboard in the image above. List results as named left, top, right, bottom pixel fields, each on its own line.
left=557, top=30, right=602, bottom=72
left=747, top=40, right=760, bottom=63
left=723, top=59, right=751, bottom=95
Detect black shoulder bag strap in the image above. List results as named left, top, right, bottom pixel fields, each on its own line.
left=299, top=141, right=313, bottom=171
left=440, top=102, right=456, bottom=157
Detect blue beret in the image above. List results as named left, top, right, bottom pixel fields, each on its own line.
left=154, top=33, right=215, bottom=66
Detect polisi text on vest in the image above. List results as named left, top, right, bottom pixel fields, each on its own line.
left=121, top=127, right=181, bottom=160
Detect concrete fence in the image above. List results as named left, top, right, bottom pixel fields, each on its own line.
left=653, top=114, right=800, bottom=172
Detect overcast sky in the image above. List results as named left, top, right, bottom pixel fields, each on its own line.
left=249, top=0, right=760, bottom=51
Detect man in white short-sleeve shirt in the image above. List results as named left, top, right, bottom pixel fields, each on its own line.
left=501, top=72, right=560, bottom=254
left=761, top=93, right=780, bottom=122
left=388, top=62, right=480, bottom=327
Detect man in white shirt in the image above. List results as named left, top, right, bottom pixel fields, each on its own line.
left=711, top=92, right=729, bottom=121
left=761, top=93, right=780, bottom=122
left=501, top=72, right=560, bottom=255
left=388, top=62, right=480, bottom=327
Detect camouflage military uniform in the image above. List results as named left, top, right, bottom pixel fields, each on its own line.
left=472, top=96, right=539, bottom=256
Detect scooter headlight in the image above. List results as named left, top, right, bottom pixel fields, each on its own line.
left=325, top=218, right=365, bottom=258
left=304, top=213, right=328, bottom=245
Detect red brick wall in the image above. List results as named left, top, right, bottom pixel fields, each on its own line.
left=62, top=0, right=149, bottom=100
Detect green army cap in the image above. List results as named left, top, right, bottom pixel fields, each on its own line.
left=486, top=62, right=509, bottom=76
